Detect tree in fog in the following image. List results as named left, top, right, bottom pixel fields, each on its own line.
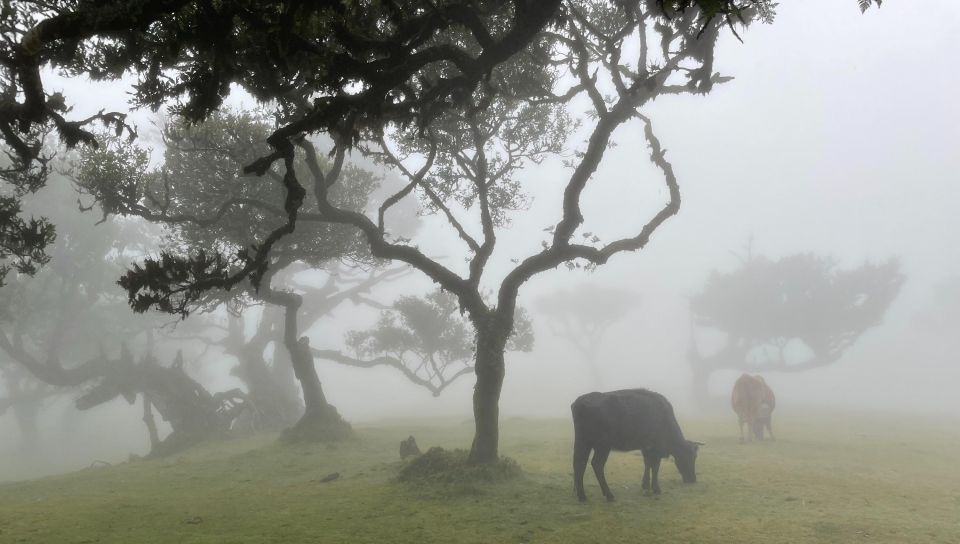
left=0, top=175, right=243, bottom=457
left=534, top=284, right=640, bottom=387
left=0, top=174, right=161, bottom=390
left=0, top=362, right=56, bottom=453
left=77, top=111, right=410, bottom=441
left=688, top=251, right=904, bottom=404
left=316, top=289, right=533, bottom=396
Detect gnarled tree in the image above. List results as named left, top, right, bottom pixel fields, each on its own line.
left=688, top=252, right=904, bottom=405
left=0, top=174, right=247, bottom=457
left=76, top=111, right=409, bottom=442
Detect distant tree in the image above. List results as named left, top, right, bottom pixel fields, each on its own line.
left=75, top=111, right=409, bottom=442
left=74, top=348, right=249, bottom=459
left=534, top=283, right=640, bottom=387
left=0, top=362, right=57, bottom=454
left=0, top=175, right=249, bottom=457
left=688, top=252, right=904, bottom=404
left=0, top=174, right=163, bottom=390
left=316, top=289, right=533, bottom=396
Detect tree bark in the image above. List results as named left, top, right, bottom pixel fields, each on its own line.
left=228, top=312, right=303, bottom=430
left=468, top=319, right=509, bottom=464
left=142, top=395, right=160, bottom=451
left=277, top=293, right=351, bottom=443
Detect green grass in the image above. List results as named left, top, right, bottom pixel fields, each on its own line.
left=1, top=413, right=958, bottom=543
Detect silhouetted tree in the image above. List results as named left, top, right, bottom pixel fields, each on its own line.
left=534, top=284, right=640, bottom=387
left=0, top=362, right=56, bottom=454
left=0, top=175, right=250, bottom=457
left=316, top=289, right=533, bottom=396
left=0, top=174, right=163, bottom=390
left=688, top=252, right=904, bottom=405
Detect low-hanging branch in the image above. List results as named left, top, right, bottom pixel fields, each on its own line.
left=312, top=349, right=473, bottom=398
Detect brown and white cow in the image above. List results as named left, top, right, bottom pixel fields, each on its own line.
left=731, top=374, right=776, bottom=442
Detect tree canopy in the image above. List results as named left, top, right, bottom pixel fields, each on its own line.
left=688, top=251, right=903, bottom=402
left=0, top=0, right=883, bottom=287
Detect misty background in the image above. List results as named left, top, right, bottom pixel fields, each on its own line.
left=1, top=0, right=957, bottom=479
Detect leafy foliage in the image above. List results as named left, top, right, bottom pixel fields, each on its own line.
left=340, top=289, right=533, bottom=395
left=0, top=195, right=55, bottom=286
left=0, top=0, right=880, bottom=290
left=75, top=111, right=380, bottom=315
left=691, top=253, right=903, bottom=372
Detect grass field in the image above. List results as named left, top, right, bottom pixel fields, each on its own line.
left=1, top=412, right=958, bottom=543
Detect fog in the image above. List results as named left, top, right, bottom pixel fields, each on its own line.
left=2, top=0, right=958, bottom=487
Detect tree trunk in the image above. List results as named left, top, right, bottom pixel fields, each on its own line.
left=278, top=297, right=351, bottom=443
left=226, top=312, right=303, bottom=431
left=468, top=323, right=508, bottom=464
left=142, top=395, right=160, bottom=451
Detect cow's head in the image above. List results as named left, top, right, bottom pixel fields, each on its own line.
left=674, top=440, right=701, bottom=483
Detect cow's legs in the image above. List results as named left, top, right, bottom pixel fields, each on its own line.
left=591, top=446, right=614, bottom=501
left=766, top=418, right=775, bottom=441
left=738, top=417, right=746, bottom=443
left=649, top=455, right=662, bottom=495
left=573, top=439, right=591, bottom=502
left=641, top=450, right=654, bottom=495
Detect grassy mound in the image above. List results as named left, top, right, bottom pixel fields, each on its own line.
left=398, top=447, right=521, bottom=488
left=278, top=409, right=353, bottom=444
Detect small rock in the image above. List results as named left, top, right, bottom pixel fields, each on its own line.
left=400, top=435, right=422, bottom=460
left=318, top=472, right=340, bottom=483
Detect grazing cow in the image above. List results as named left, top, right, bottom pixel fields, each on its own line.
left=571, top=389, right=701, bottom=502
left=731, top=373, right=776, bottom=442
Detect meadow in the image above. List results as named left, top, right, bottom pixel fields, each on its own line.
left=1, top=412, right=958, bottom=543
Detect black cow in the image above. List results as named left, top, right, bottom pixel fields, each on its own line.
left=572, top=389, right=701, bottom=502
